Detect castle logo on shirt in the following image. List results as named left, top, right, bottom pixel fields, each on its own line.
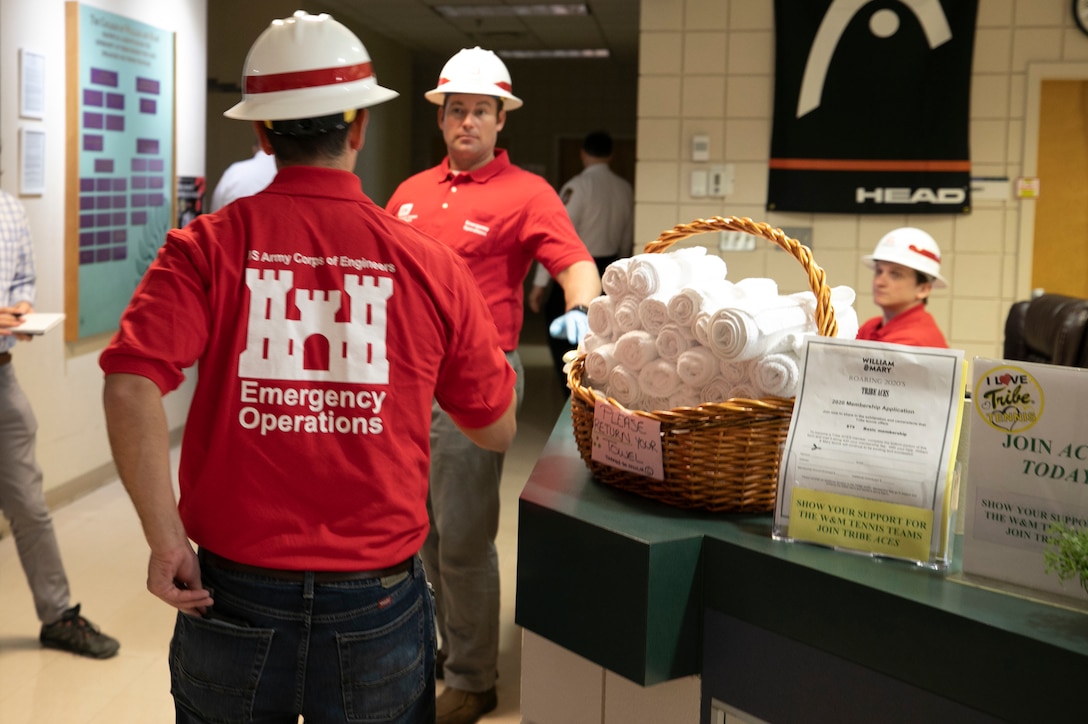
left=235, top=267, right=392, bottom=437
left=239, top=268, right=391, bottom=384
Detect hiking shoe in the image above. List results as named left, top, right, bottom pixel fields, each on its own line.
left=39, top=604, right=120, bottom=659
left=435, top=686, right=497, bottom=724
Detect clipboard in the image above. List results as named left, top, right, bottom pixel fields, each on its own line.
left=13, top=312, right=65, bottom=335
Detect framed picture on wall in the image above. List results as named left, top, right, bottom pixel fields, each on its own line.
left=20, top=49, right=46, bottom=119
left=19, top=127, right=46, bottom=196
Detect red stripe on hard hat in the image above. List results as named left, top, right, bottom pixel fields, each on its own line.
left=245, top=62, right=374, bottom=94
left=437, top=78, right=512, bottom=92
left=909, top=244, right=940, bottom=263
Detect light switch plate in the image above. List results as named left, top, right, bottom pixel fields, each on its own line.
left=691, top=169, right=709, bottom=197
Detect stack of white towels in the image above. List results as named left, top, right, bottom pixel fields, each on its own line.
left=581, top=245, right=859, bottom=411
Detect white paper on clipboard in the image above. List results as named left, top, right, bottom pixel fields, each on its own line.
left=13, top=312, right=64, bottom=335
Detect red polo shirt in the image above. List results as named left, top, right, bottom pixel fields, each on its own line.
left=387, top=149, right=592, bottom=351
left=856, top=303, right=948, bottom=348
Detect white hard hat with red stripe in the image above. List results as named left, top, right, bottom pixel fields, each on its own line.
left=863, top=227, right=947, bottom=288
left=225, top=11, right=398, bottom=122
left=425, top=47, right=523, bottom=111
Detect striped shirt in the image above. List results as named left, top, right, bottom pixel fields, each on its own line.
left=0, top=190, right=36, bottom=353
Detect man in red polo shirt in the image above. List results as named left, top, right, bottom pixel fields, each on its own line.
left=387, top=46, right=600, bottom=724
left=101, top=14, right=516, bottom=723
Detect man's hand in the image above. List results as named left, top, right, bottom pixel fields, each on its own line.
left=0, top=302, right=33, bottom=340
left=549, top=308, right=589, bottom=345
left=146, top=543, right=213, bottom=615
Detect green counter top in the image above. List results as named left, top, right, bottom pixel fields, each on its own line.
left=515, top=401, right=1088, bottom=718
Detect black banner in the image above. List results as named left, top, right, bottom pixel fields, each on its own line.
left=768, top=0, right=978, bottom=214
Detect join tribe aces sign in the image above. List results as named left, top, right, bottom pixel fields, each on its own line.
left=768, top=0, right=978, bottom=214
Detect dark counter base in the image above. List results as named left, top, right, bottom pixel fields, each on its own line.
left=515, top=402, right=1088, bottom=721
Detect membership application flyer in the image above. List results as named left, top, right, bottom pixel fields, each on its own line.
left=775, top=338, right=964, bottom=558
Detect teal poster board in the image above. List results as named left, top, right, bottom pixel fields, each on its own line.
left=65, top=3, right=174, bottom=339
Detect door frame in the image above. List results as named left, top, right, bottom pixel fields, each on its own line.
left=1018, top=62, right=1088, bottom=299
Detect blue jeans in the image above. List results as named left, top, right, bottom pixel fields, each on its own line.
left=171, top=552, right=435, bottom=723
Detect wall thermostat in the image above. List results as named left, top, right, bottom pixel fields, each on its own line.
left=692, top=134, right=710, bottom=162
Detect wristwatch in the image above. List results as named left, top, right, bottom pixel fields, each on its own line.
left=1075, top=0, right=1088, bottom=36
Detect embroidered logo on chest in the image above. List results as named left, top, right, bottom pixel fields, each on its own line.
left=396, top=203, right=417, bottom=223
left=463, top=220, right=490, bottom=237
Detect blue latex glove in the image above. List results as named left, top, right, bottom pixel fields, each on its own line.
left=549, top=309, right=589, bottom=345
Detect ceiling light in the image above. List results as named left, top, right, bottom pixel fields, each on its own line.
left=435, top=4, right=589, bottom=18
left=498, top=49, right=609, bottom=59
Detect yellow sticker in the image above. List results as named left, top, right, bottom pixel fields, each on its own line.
left=789, top=488, right=933, bottom=560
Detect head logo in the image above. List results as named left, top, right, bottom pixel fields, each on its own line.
left=974, top=365, right=1044, bottom=434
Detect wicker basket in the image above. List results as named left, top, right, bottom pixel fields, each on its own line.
left=568, top=216, right=839, bottom=513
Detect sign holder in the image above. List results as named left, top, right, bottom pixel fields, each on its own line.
left=773, top=338, right=965, bottom=569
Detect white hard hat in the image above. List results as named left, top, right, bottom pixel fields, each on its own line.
left=863, top=227, right=947, bottom=288
left=225, top=11, right=399, bottom=122
left=424, top=47, right=523, bottom=111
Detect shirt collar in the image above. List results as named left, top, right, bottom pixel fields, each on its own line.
left=440, top=148, right=510, bottom=184
left=261, top=165, right=367, bottom=201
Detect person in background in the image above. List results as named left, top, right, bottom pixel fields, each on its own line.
left=0, top=187, right=119, bottom=660
left=100, top=13, right=516, bottom=722
left=529, top=129, right=634, bottom=383
left=856, top=227, right=949, bottom=347
left=208, top=139, right=277, bottom=211
left=386, top=46, right=600, bottom=724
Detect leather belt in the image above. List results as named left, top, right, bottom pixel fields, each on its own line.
left=0, top=352, right=10, bottom=366
left=199, top=548, right=412, bottom=583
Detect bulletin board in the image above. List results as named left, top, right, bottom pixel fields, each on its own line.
left=64, top=3, right=175, bottom=341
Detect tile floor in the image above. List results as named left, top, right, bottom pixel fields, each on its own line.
left=0, top=341, right=569, bottom=723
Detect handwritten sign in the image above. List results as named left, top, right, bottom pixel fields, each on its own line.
left=591, top=401, right=664, bottom=480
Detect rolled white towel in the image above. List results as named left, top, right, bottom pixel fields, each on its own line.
left=700, top=377, right=732, bottom=403
left=764, top=330, right=808, bottom=355
left=585, top=342, right=618, bottom=385
left=627, top=247, right=723, bottom=299
left=582, top=331, right=610, bottom=352
left=640, top=395, right=669, bottom=412
left=638, top=358, right=682, bottom=398
left=668, top=385, right=702, bottom=409
left=791, top=285, right=859, bottom=340
left=666, top=282, right=740, bottom=327
left=735, top=277, right=779, bottom=298
left=613, top=330, right=659, bottom=370
left=728, top=382, right=760, bottom=400
left=705, top=296, right=812, bottom=361
left=655, top=323, right=697, bottom=362
left=601, top=257, right=632, bottom=298
left=637, top=293, right=671, bottom=336
left=833, top=304, right=859, bottom=341
left=752, top=351, right=801, bottom=397
left=606, top=364, right=643, bottom=409
left=612, top=296, right=642, bottom=334
left=719, top=357, right=753, bottom=386
left=587, top=295, right=615, bottom=337
left=692, top=312, right=711, bottom=348
left=675, top=345, right=719, bottom=388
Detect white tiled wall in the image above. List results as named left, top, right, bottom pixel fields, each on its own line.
left=636, top=0, right=1088, bottom=363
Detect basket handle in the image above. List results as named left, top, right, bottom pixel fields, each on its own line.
left=643, top=216, right=838, bottom=338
